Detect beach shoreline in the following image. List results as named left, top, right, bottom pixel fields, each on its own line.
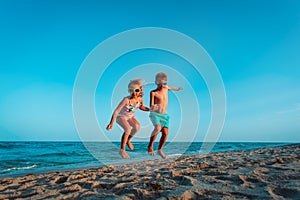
left=0, top=144, right=299, bottom=199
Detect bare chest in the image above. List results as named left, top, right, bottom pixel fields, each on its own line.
left=153, top=91, right=168, bottom=103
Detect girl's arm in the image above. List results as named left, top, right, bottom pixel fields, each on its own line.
left=168, top=86, right=183, bottom=91
left=106, top=98, right=127, bottom=130
left=139, top=98, right=150, bottom=111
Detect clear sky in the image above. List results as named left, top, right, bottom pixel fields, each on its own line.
left=0, top=0, right=299, bottom=142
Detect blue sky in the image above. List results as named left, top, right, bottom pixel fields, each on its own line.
left=0, top=0, right=299, bottom=142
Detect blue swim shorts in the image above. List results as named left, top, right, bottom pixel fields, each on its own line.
left=149, top=112, right=170, bottom=128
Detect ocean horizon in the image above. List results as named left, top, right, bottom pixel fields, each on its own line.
left=0, top=141, right=291, bottom=177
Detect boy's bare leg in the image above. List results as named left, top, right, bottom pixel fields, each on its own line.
left=127, top=117, right=140, bottom=150
left=148, top=135, right=158, bottom=156
left=148, top=124, right=161, bottom=155
left=158, top=127, right=168, bottom=159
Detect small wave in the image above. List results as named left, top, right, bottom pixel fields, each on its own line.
left=3, top=164, right=37, bottom=172
left=168, top=154, right=182, bottom=158
left=219, top=145, right=233, bottom=149
left=37, top=152, right=70, bottom=157
left=37, top=151, right=83, bottom=157
left=0, top=143, right=14, bottom=149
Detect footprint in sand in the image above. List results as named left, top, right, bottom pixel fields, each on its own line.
left=268, top=187, right=300, bottom=199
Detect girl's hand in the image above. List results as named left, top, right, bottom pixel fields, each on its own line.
left=150, top=104, right=160, bottom=112
left=106, top=123, right=113, bottom=130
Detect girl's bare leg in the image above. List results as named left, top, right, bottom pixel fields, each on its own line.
left=127, top=117, right=140, bottom=150
left=116, top=117, right=131, bottom=159
left=126, top=136, right=134, bottom=150
left=158, top=127, right=168, bottom=159
left=148, top=124, right=161, bottom=156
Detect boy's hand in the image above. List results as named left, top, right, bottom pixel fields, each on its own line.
left=106, top=124, right=113, bottom=130
left=168, top=86, right=183, bottom=91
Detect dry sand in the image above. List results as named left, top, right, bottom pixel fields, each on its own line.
left=0, top=144, right=299, bottom=199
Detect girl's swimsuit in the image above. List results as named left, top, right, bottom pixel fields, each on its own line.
left=118, top=97, right=141, bottom=119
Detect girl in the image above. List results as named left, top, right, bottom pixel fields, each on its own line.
left=106, top=79, right=150, bottom=159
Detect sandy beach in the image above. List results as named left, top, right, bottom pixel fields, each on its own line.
left=0, top=144, right=299, bottom=199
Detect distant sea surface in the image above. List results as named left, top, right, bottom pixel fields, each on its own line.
left=0, top=142, right=289, bottom=177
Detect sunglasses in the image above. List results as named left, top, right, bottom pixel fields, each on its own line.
left=129, top=88, right=141, bottom=93
left=160, top=82, right=167, bottom=85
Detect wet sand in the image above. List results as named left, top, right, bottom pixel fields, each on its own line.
left=0, top=144, right=299, bottom=199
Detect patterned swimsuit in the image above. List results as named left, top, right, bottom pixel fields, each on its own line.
left=118, top=98, right=141, bottom=119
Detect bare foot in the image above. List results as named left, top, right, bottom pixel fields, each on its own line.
left=158, top=150, right=167, bottom=159
left=119, top=149, right=130, bottom=159
left=127, top=141, right=134, bottom=150
left=148, top=146, right=155, bottom=156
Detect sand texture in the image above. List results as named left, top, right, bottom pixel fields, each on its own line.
left=0, top=144, right=299, bottom=199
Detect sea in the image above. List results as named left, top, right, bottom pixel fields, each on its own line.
left=0, top=142, right=289, bottom=177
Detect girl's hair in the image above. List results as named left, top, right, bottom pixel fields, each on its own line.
left=128, top=78, right=144, bottom=97
left=128, top=78, right=143, bottom=88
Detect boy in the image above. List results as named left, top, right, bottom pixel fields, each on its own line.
left=148, top=72, right=183, bottom=159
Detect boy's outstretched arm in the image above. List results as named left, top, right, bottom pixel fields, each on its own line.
left=168, top=86, right=183, bottom=91
left=106, top=98, right=127, bottom=130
